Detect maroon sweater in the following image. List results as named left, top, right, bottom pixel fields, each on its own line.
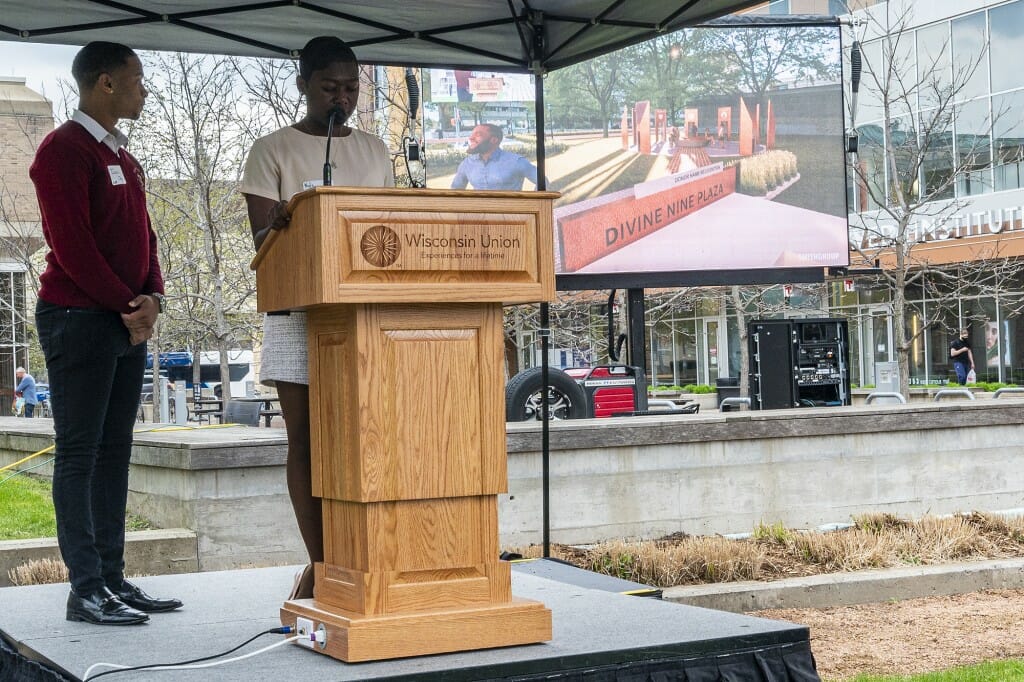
left=30, top=121, right=163, bottom=314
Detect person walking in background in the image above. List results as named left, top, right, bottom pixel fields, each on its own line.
left=30, top=41, right=181, bottom=626
left=450, top=123, right=539, bottom=191
left=454, top=69, right=473, bottom=102
left=241, top=36, right=394, bottom=601
left=14, top=367, right=38, bottom=418
left=949, top=328, right=975, bottom=385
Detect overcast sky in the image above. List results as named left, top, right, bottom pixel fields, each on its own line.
left=0, top=40, right=79, bottom=111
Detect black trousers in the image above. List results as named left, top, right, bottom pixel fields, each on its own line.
left=35, top=300, right=146, bottom=594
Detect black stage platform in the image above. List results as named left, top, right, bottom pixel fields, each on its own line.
left=1, top=562, right=819, bottom=681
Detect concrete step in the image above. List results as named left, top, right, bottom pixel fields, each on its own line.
left=0, top=528, right=197, bottom=587
left=664, top=557, right=1024, bottom=612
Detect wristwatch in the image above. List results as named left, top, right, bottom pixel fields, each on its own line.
left=150, top=292, right=166, bottom=313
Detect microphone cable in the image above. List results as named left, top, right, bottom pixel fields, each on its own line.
left=83, top=626, right=296, bottom=679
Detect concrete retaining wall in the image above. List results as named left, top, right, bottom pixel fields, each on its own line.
left=0, top=419, right=303, bottom=573
left=501, top=399, right=1024, bottom=545
left=3, top=399, right=1024, bottom=571
left=0, top=529, right=198, bottom=587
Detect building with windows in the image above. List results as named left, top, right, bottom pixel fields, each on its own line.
left=0, top=77, right=52, bottom=404
left=838, top=0, right=1024, bottom=387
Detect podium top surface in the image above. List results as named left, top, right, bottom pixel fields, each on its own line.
left=252, top=187, right=560, bottom=267
left=251, top=186, right=559, bottom=307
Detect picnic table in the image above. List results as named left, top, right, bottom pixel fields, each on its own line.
left=192, top=396, right=282, bottom=427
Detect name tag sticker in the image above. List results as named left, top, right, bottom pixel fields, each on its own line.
left=107, top=165, right=127, bottom=185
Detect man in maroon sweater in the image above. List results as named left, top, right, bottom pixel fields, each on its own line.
left=31, top=41, right=182, bottom=626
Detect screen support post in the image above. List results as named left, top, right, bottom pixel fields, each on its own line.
left=626, top=288, right=647, bottom=376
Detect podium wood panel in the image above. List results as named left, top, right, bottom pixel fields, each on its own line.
left=265, top=189, right=553, bottom=662
left=308, top=303, right=505, bottom=502
left=282, top=596, right=552, bottom=663
left=252, top=187, right=557, bottom=309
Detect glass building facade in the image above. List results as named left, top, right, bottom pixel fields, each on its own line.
left=845, top=0, right=1024, bottom=385
left=635, top=1, right=1024, bottom=389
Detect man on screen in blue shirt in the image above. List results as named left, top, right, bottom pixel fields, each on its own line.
left=451, top=124, right=539, bottom=191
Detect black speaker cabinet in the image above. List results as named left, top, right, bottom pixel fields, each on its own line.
left=747, top=318, right=850, bottom=410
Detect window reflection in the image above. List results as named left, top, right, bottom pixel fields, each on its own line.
left=891, top=115, right=926, bottom=203
left=989, top=1, right=1024, bottom=94
left=917, top=109, right=955, bottom=201
left=886, top=30, right=918, bottom=109
left=854, top=123, right=885, bottom=211
left=954, top=97, right=992, bottom=196
left=992, top=90, right=1024, bottom=191
left=916, top=22, right=951, bottom=111
left=952, top=12, right=988, bottom=102
left=928, top=306, right=960, bottom=384
left=858, top=40, right=885, bottom=124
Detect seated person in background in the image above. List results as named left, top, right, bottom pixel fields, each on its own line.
left=451, top=124, right=539, bottom=191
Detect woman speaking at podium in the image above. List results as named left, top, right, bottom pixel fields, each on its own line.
left=241, top=36, right=394, bottom=600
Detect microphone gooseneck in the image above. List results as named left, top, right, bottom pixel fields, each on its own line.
left=403, top=69, right=424, bottom=187
left=405, top=68, right=420, bottom=121
left=323, top=105, right=343, bottom=186
left=847, top=41, right=862, bottom=156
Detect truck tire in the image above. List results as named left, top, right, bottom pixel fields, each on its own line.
left=505, top=367, right=588, bottom=421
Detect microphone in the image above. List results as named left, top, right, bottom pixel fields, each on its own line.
left=323, top=104, right=344, bottom=186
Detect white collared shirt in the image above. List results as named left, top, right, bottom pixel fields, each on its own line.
left=72, top=110, right=129, bottom=154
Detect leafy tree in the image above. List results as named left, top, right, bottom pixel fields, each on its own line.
left=550, top=51, right=625, bottom=137
left=707, top=22, right=840, bottom=107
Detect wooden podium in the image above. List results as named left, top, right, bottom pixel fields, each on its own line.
left=251, top=187, right=556, bottom=662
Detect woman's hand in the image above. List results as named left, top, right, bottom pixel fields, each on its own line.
left=267, top=201, right=291, bottom=231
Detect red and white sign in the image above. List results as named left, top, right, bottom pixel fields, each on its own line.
left=555, top=166, right=736, bottom=272
left=843, top=279, right=855, bottom=292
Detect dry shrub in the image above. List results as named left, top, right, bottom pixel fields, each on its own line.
left=509, top=536, right=769, bottom=587
left=8, top=558, right=68, bottom=586
left=652, top=536, right=769, bottom=585
left=788, top=529, right=894, bottom=572
left=962, top=511, right=1024, bottom=546
left=853, top=512, right=909, bottom=534
left=898, top=515, right=997, bottom=562
left=504, top=512, right=1024, bottom=588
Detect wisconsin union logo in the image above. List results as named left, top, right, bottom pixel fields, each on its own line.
left=360, top=224, right=401, bottom=267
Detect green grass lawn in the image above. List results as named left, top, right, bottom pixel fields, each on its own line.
left=845, top=660, right=1024, bottom=682
left=0, top=474, right=154, bottom=540
left=0, top=474, right=57, bottom=539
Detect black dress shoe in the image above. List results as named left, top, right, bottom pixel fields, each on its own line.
left=111, top=580, right=183, bottom=613
left=66, top=587, right=149, bottom=625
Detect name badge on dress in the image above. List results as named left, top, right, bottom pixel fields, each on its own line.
left=107, top=165, right=127, bottom=186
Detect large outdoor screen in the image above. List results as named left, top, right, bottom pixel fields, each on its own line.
left=423, top=21, right=849, bottom=289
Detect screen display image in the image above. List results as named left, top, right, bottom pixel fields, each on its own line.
left=423, top=22, right=849, bottom=288
left=429, top=69, right=536, bottom=103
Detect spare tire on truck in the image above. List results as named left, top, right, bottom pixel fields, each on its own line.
left=505, top=367, right=588, bottom=421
